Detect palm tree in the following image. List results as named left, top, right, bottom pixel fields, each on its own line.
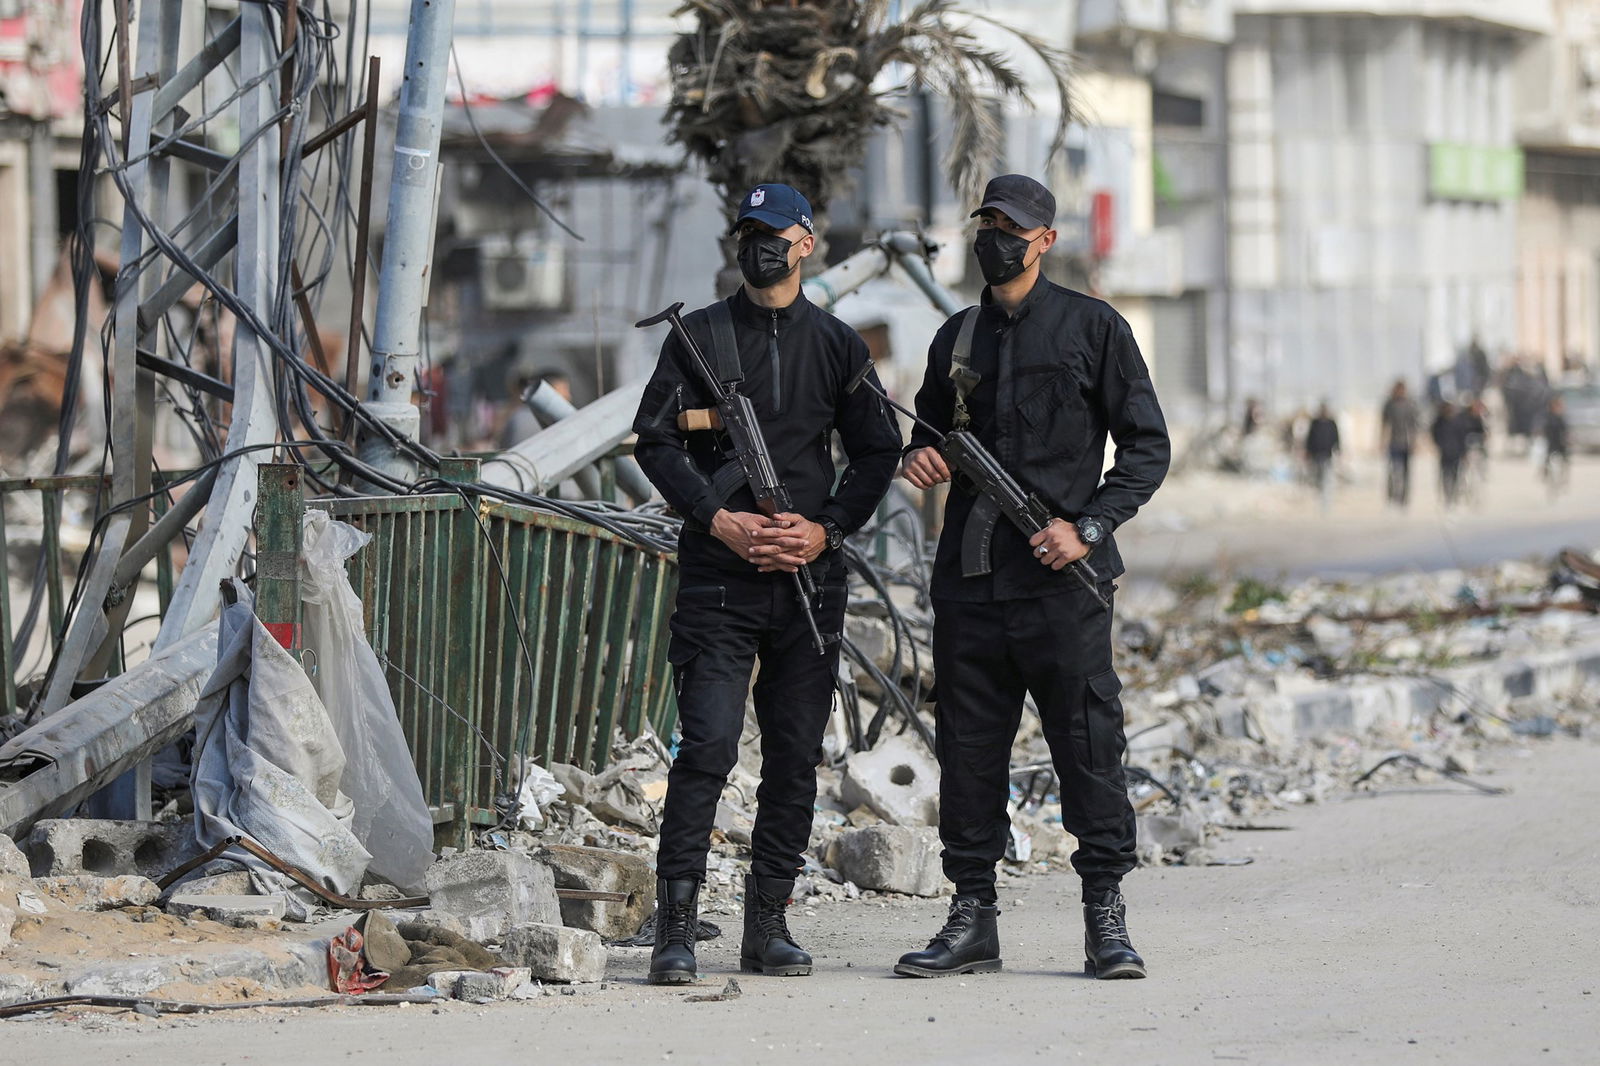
left=664, top=0, right=1075, bottom=279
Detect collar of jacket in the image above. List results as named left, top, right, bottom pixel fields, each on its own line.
left=732, top=283, right=809, bottom=329
left=979, top=271, right=1050, bottom=325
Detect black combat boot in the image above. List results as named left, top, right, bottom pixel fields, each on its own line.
left=893, top=895, right=1002, bottom=977
left=739, top=874, right=812, bottom=976
left=1083, top=886, right=1146, bottom=979
left=648, top=878, right=700, bottom=985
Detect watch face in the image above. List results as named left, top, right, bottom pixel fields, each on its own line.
left=1080, top=519, right=1103, bottom=543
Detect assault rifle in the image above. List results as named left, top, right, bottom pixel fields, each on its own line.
left=636, top=301, right=831, bottom=653
left=845, top=362, right=1110, bottom=610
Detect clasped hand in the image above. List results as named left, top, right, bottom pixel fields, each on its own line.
left=711, top=509, right=825, bottom=573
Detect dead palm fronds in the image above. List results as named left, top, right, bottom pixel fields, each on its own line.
left=666, top=0, right=1077, bottom=228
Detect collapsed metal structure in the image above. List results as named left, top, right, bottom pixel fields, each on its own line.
left=0, top=0, right=965, bottom=839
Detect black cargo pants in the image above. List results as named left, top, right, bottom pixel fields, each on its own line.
left=654, top=569, right=847, bottom=884
left=931, top=584, right=1136, bottom=902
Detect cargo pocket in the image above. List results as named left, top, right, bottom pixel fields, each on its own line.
left=668, top=586, right=726, bottom=695
left=1084, top=668, right=1126, bottom=772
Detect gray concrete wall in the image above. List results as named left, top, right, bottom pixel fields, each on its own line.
left=1230, top=13, right=1523, bottom=414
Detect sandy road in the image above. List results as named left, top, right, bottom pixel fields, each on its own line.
left=9, top=733, right=1598, bottom=1066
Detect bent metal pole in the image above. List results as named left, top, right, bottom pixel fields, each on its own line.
left=357, top=0, right=457, bottom=483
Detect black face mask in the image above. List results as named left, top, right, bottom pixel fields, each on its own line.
left=973, top=228, right=1038, bottom=286
left=737, top=232, right=796, bottom=289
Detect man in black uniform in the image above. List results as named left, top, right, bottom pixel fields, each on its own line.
left=893, top=175, right=1170, bottom=981
left=632, top=184, right=902, bottom=984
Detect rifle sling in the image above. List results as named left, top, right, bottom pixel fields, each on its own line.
left=949, top=306, right=982, bottom=432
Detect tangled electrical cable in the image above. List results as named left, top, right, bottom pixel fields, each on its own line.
left=19, top=1, right=940, bottom=771
left=14, top=1, right=653, bottom=716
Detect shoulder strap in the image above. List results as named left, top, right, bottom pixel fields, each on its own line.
left=705, top=298, right=743, bottom=386
left=948, top=306, right=982, bottom=432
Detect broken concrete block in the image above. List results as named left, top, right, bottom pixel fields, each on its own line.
left=35, top=874, right=160, bottom=911
left=532, top=844, right=654, bottom=941
left=453, top=967, right=531, bottom=1001
left=1137, top=811, right=1204, bottom=852
left=500, top=922, right=607, bottom=983
left=25, top=819, right=199, bottom=880
left=425, top=969, right=474, bottom=996
left=66, top=963, right=173, bottom=997
left=0, top=970, right=33, bottom=1006
left=166, top=894, right=288, bottom=921
left=164, top=870, right=255, bottom=897
left=0, top=834, right=27, bottom=879
left=1029, top=823, right=1078, bottom=865
left=714, top=802, right=754, bottom=846
left=1306, top=616, right=1356, bottom=659
left=424, top=849, right=560, bottom=942
left=829, top=825, right=946, bottom=897
left=359, top=882, right=406, bottom=902
left=839, top=735, right=939, bottom=827
left=0, top=904, right=13, bottom=955
left=1196, top=656, right=1249, bottom=697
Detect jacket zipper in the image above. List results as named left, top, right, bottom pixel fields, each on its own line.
left=769, top=309, right=782, bottom=413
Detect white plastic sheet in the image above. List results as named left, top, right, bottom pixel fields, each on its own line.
left=300, top=510, right=435, bottom=892
left=191, top=580, right=371, bottom=915
left=513, top=759, right=565, bottom=831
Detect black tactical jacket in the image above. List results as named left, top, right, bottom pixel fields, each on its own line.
left=908, top=273, right=1170, bottom=601
left=633, top=286, right=903, bottom=580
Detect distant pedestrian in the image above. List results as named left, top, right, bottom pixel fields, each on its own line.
left=1456, top=396, right=1490, bottom=504
left=1380, top=380, right=1419, bottom=508
left=1431, top=400, right=1468, bottom=506
left=1542, top=394, right=1570, bottom=497
left=1241, top=396, right=1263, bottom=438
left=1501, top=358, right=1538, bottom=455
left=1303, top=402, right=1340, bottom=511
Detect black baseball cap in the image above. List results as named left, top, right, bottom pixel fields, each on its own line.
left=970, top=174, right=1056, bottom=231
left=733, top=183, right=815, bottom=235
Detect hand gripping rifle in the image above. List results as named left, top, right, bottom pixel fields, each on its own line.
left=636, top=301, right=833, bottom=653
left=845, top=362, right=1110, bottom=610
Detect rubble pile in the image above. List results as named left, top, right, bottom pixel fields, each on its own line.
left=2, top=551, right=1594, bottom=1014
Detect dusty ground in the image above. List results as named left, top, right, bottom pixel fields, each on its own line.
left=7, top=733, right=1597, bottom=1065
left=1121, top=451, right=1600, bottom=580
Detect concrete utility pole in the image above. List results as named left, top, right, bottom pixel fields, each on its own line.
left=358, top=0, right=458, bottom=483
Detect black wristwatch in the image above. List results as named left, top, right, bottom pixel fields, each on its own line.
left=816, top=517, right=845, bottom=552
left=1075, top=515, right=1107, bottom=548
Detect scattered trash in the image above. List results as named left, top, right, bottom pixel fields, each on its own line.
left=512, top=760, right=566, bottom=832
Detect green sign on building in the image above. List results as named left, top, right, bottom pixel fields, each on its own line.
left=1429, top=143, right=1524, bottom=202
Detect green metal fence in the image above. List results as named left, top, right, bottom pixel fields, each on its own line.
left=2, top=467, right=680, bottom=848
left=297, top=480, right=679, bottom=848
left=0, top=473, right=182, bottom=716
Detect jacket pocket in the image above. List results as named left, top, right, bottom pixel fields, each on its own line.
left=1016, top=369, right=1087, bottom=460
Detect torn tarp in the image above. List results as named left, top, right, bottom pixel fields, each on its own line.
left=190, top=580, right=371, bottom=917
left=300, top=510, right=434, bottom=892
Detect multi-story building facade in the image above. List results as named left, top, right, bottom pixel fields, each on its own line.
left=1516, top=0, right=1600, bottom=378
left=1227, top=1, right=1548, bottom=416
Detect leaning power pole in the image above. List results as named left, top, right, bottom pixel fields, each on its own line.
left=357, top=0, right=458, bottom=483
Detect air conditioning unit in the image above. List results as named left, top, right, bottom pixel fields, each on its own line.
left=480, top=234, right=567, bottom=311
